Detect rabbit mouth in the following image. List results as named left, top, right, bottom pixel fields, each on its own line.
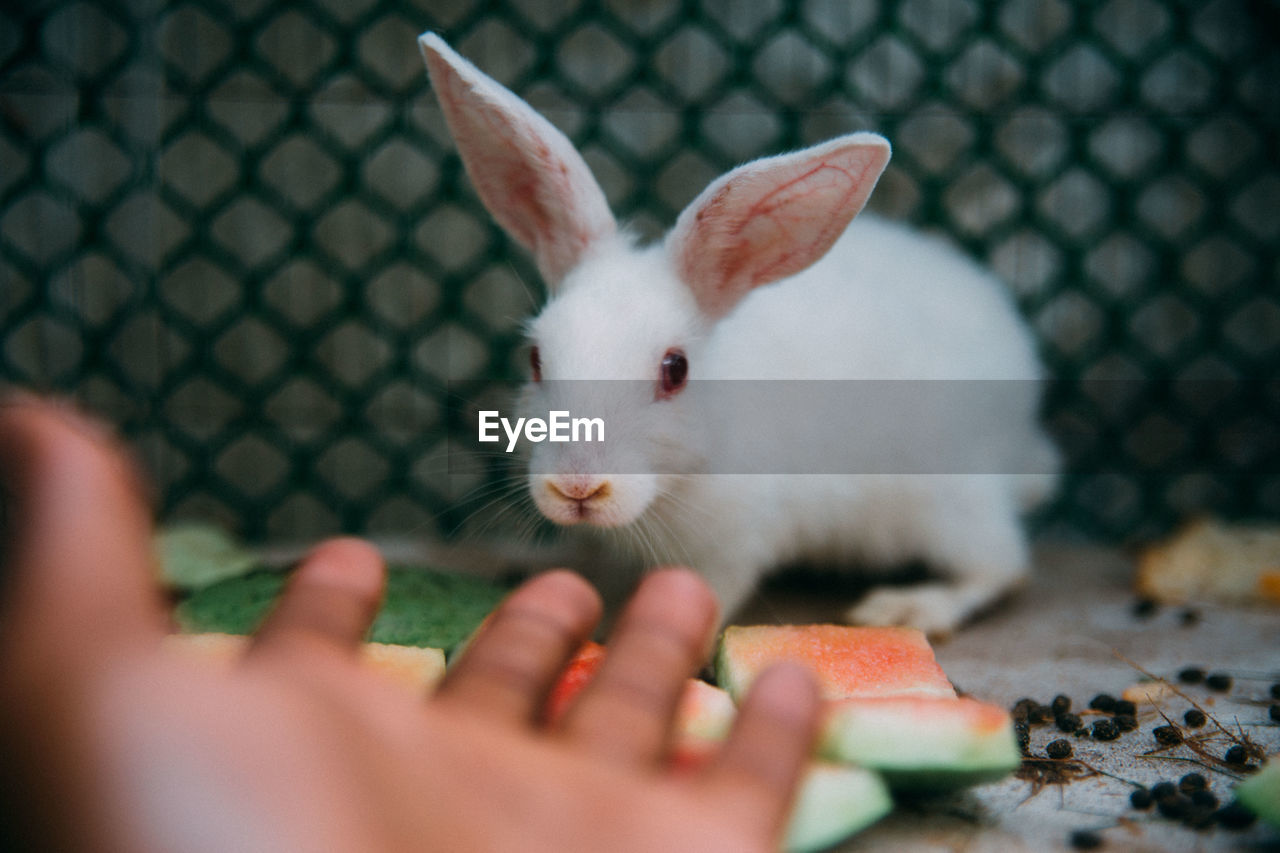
left=532, top=473, right=652, bottom=528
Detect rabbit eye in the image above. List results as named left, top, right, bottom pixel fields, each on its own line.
left=658, top=348, right=688, bottom=400
left=530, top=345, right=542, bottom=382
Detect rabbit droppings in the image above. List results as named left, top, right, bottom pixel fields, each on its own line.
left=419, top=34, right=1059, bottom=637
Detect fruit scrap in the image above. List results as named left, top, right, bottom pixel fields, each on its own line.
left=163, top=632, right=446, bottom=695
left=1135, top=517, right=1280, bottom=606
left=717, top=625, right=955, bottom=701
left=717, top=624, right=1019, bottom=793
left=1122, top=680, right=1177, bottom=705
left=819, top=695, right=1021, bottom=791
left=1260, top=571, right=1280, bottom=603
left=1234, top=757, right=1280, bottom=828
left=542, top=641, right=733, bottom=748
left=545, top=639, right=891, bottom=852
left=543, top=641, right=608, bottom=724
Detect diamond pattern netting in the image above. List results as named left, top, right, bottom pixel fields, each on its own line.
left=1, top=0, right=1277, bottom=543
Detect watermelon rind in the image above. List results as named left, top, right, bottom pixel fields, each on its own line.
left=1235, top=757, right=1280, bottom=827
left=164, top=632, right=447, bottom=694
left=785, top=764, right=893, bottom=853
left=669, top=747, right=892, bottom=851
left=716, top=625, right=1018, bottom=793
left=678, top=678, right=736, bottom=743
left=820, top=696, right=1020, bottom=792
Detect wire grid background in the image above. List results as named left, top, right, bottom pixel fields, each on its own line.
left=1, top=0, right=1277, bottom=545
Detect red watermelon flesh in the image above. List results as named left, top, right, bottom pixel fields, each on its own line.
left=717, top=625, right=955, bottom=702
left=548, top=638, right=893, bottom=850
left=544, top=642, right=734, bottom=746
left=667, top=737, right=718, bottom=776
left=716, top=624, right=1018, bottom=792
left=544, top=641, right=607, bottom=723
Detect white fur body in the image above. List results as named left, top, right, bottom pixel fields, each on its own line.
left=528, top=217, right=1055, bottom=632
left=420, top=33, right=1058, bottom=634
left=710, top=215, right=1040, bottom=383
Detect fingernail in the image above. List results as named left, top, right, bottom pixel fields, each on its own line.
left=752, top=662, right=820, bottom=725
left=298, top=538, right=385, bottom=595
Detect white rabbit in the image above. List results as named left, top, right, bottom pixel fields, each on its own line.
left=419, top=33, right=1058, bottom=636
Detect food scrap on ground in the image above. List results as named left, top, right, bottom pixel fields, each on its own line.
left=1137, top=517, right=1280, bottom=606
left=174, top=565, right=511, bottom=652
left=164, top=632, right=447, bottom=695
left=159, top=528, right=1280, bottom=850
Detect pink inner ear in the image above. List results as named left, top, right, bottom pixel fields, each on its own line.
left=424, top=39, right=616, bottom=287
left=435, top=65, right=550, bottom=254
left=722, top=161, right=867, bottom=290
left=487, top=134, right=555, bottom=253
left=678, top=141, right=888, bottom=319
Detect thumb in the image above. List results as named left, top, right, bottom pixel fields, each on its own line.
left=0, top=397, right=166, bottom=665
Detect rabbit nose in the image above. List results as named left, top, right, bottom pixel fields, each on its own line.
left=547, top=477, right=611, bottom=502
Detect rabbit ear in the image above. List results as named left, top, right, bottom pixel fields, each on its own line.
left=667, top=133, right=891, bottom=320
left=419, top=33, right=616, bottom=287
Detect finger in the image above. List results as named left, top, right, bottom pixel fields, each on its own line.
left=436, top=569, right=600, bottom=725
left=558, top=567, right=717, bottom=766
left=249, top=538, right=385, bottom=657
left=702, top=662, right=820, bottom=841
left=0, top=397, right=165, bottom=657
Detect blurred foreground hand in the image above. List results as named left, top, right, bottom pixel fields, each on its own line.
left=0, top=396, right=818, bottom=853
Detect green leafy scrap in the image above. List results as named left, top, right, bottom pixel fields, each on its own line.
left=155, top=522, right=259, bottom=591
left=174, top=566, right=512, bottom=652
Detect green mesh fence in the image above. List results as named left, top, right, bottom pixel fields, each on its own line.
left=1, top=0, right=1277, bottom=543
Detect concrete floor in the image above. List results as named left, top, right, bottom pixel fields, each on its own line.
left=738, top=545, right=1280, bottom=851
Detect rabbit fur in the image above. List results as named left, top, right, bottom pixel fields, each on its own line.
left=420, top=33, right=1058, bottom=635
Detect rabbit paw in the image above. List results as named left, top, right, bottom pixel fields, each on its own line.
left=846, top=584, right=964, bottom=639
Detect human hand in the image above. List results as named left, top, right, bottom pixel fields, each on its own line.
left=0, top=397, right=819, bottom=853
